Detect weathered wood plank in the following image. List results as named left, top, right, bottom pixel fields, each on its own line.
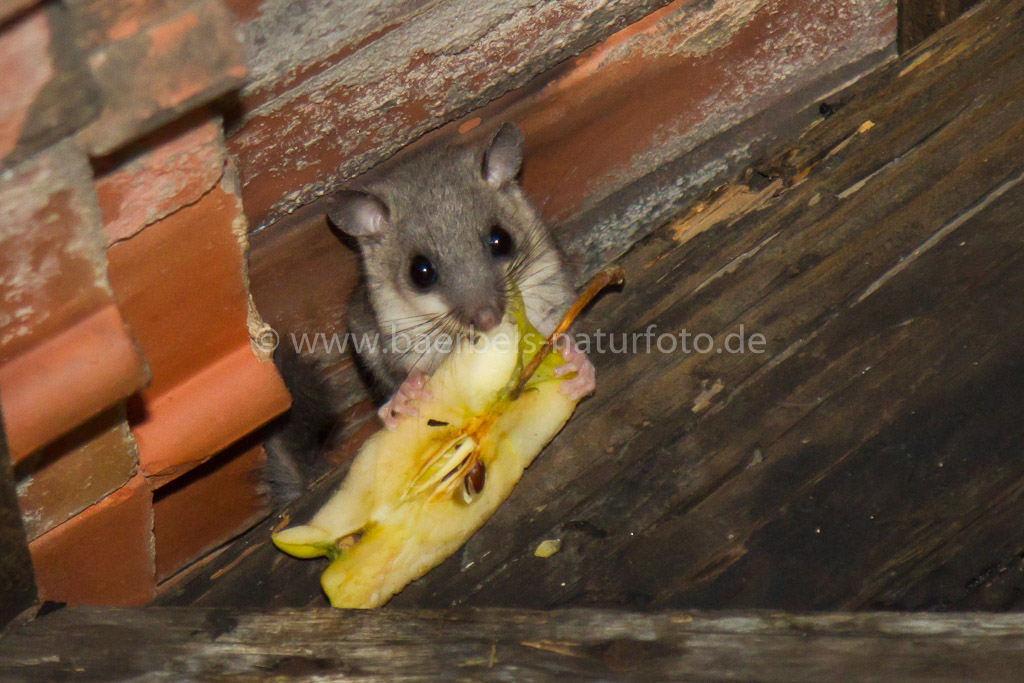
left=618, top=178, right=1024, bottom=611
left=159, top=0, right=1024, bottom=612
left=0, top=401, right=36, bottom=629
left=3, top=607, right=1024, bottom=680
left=389, top=0, right=1024, bottom=611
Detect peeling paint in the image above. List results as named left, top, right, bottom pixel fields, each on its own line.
left=548, top=0, right=896, bottom=225
left=0, top=141, right=115, bottom=361
left=239, top=0, right=432, bottom=97
left=229, top=0, right=673, bottom=229
left=95, top=117, right=226, bottom=245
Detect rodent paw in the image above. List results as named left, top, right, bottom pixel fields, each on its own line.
left=553, top=338, right=596, bottom=400
left=379, top=370, right=433, bottom=430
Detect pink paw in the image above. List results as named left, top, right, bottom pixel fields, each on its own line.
left=553, top=336, right=596, bottom=400
left=379, top=369, right=433, bottom=431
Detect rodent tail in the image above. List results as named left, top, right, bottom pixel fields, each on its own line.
left=263, top=434, right=307, bottom=507
left=262, top=344, right=340, bottom=507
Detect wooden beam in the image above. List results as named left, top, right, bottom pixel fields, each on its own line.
left=158, top=0, right=1024, bottom=614
left=3, top=607, right=1024, bottom=679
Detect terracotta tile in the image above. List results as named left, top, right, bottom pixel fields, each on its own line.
left=29, top=474, right=155, bottom=606
left=246, top=212, right=370, bottom=415
left=0, top=305, right=150, bottom=462
left=70, top=0, right=190, bottom=51
left=133, top=344, right=290, bottom=486
left=76, top=0, right=245, bottom=156
left=16, top=405, right=137, bottom=541
left=226, top=0, right=672, bottom=230
left=104, top=180, right=290, bottom=484
left=94, top=113, right=224, bottom=244
left=0, top=141, right=149, bottom=460
left=233, top=0, right=895, bottom=232
left=0, top=3, right=100, bottom=169
left=0, top=403, right=37, bottom=629
left=515, top=0, right=898, bottom=226
left=106, top=182, right=254, bottom=398
left=153, top=443, right=267, bottom=582
left=1, top=141, right=111, bottom=359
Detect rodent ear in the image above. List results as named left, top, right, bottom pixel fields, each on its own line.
left=324, top=190, right=389, bottom=239
left=482, top=122, right=524, bottom=187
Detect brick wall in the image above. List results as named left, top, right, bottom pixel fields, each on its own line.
left=0, top=0, right=289, bottom=605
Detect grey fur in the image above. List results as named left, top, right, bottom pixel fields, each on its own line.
left=266, top=123, right=575, bottom=505
left=263, top=341, right=343, bottom=506
left=331, top=122, right=575, bottom=396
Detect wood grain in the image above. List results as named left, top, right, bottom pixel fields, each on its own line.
left=4, top=606, right=1024, bottom=679
left=158, top=0, right=1024, bottom=615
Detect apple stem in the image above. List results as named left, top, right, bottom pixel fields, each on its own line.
left=511, top=267, right=625, bottom=399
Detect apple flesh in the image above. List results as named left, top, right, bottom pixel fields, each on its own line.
left=272, top=311, right=578, bottom=608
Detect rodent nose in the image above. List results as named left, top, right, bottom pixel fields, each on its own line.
left=473, top=305, right=503, bottom=332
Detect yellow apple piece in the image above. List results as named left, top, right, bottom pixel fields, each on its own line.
left=272, top=270, right=624, bottom=608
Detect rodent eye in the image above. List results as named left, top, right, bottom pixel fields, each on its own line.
left=409, top=255, right=437, bottom=289
left=488, top=225, right=513, bottom=258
